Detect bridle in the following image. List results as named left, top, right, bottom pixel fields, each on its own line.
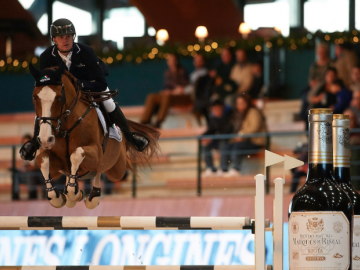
left=36, top=81, right=84, bottom=138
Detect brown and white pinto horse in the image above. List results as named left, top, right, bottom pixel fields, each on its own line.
left=30, top=64, right=159, bottom=209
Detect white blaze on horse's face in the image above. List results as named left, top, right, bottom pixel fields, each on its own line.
left=38, top=86, right=56, bottom=149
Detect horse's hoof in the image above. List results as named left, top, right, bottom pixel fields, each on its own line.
left=49, top=192, right=66, bottom=208
left=65, top=196, right=77, bottom=208
left=67, top=189, right=83, bottom=202
left=84, top=195, right=100, bottom=209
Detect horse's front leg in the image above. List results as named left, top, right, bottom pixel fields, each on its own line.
left=66, top=145, right=100, bottom=204
left=65, top=147, right=85, bottom=202
left=37, top=152, right=66, bottom=208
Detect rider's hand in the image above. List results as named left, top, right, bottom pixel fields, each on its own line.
left=77, top=80, right=85, bottom=91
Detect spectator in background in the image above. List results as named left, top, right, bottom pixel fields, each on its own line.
left=230, top=49, right=253, bottom=94
left=335, top=43, right=358, bottom=88
left=223, top=94, right=267, bottom=177
left=329, top=79, right=352, bottom=114
left=248, top=61, right=265, bottom=99
left=184, top=53, right=208, bottom=96
left=210, top=47, right=237, bottom=104
left=309, top=43, right=334, bottom=88
left=345, top=90, right=360, bottom=129
left=140, top=54, right=190, bottom=128
left=308, top=67, right=338, bottom=110
left=299, top=43, right=334, bottom=123
left=202, top=99, right=233, bottom=177
left=350, top=66, right=360, bottom=92
left=17, top=134, right=43, bottom=199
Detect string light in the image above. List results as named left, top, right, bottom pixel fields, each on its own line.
left=31, top=57, right=37, bottom=64
left=194, top=44, right=200, bottom=51
left=142, top=53, right=148, bottom=59
left=22, top=61, right=28, bottom=68
left=116, top=54, right=122, bottom=60
left=324, top=35, right=330, bottom=41
left=148, top=52, right=155, bottom=59
left=354, top=37, right=359, bottom=43
left=205, top=45, right=211, bottom=52
left=151, top=48, right=158, bottom=54
left=211, top=42, right=218, bottom=49
left=7, top=57, right=12, bottom=64
left=13, top=60, right=19, bottom=67
left=266, top=42, right=272, bottom=48
left=135, top=57, right=142, bottom=64
left=291, top=44, right=297, bottom=50
left=229, top=41, right=236, bottom=47
left=0, top=60, right=4, bottom=67
left=255, top=45, right=262, bottom=52
left=187, top=45, right=194, bottom=52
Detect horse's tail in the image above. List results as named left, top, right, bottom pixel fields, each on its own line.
left=125, top=120, right=161, bottom=172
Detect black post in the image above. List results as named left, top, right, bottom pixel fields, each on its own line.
left=46, top=0, right=54, bottom=38
left=132, top=163, right=137, bottom=198
left=11, top=145, right=19, bottom=200
left=265, top=135, right=270, bottom=194
left=299, top=0, right=306, bottom=29
left=349, top=0, right=356, bottom=31
left=197, top=138, right=202, bottom=196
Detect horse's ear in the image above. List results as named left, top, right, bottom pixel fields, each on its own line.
left=29, top=63, right=40, bottom=79
left=54, top=61, right=66, bottom=80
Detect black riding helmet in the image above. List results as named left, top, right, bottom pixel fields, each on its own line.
left=50, top=18, right=76, bottom=40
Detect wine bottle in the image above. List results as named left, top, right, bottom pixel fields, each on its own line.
left=289, top=108, right=353, bottom=270
left=333, top=114, right=360, bottom=269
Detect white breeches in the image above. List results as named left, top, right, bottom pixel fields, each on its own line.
left=102, top=87, right=116, bottom=112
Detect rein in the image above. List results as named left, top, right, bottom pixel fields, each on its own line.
left=37, top=78, right=118, bottom=176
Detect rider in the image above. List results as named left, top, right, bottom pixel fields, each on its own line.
left=20, top=18, right=149, bottom=160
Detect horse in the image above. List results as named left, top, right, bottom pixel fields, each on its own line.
left=29, top=63, right=160, bottom=209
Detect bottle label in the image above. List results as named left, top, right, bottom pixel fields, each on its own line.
left=353, top=216, right=360, bottom=269
left=289, top=212, right=350, bottom=270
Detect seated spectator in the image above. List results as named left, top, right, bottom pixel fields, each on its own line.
left=223, top=94, right=267, bottom=177
left=184, top=54, right=208, bottom=96
left=299, top=43, right=334, bottom=123
left=335, top=43, right=358, bottom=88
left=350, top=66, right=360, bottom=92
left=230, top=49, right=253, bottom=94
left=308, top=67, right=338, bottom=110
left=202, top=99, right=233, bottom=177
left=345, top=90, right=360, bottom=138
left=16, top=134, right=43, bottom=199
left=329, top=79, right=352, bottom=114
left=140, top=54, right=190, bottom=128
left=210, top=47, right=237, bottom=104
left=248, top=61, right=265, bottom=99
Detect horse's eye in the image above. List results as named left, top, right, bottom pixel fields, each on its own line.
left=33, top=96, right=36, bottom=100
left=57, top=97, right=62, bottom=102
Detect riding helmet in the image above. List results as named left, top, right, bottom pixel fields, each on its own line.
left=50, top=18, right=76, bottom=38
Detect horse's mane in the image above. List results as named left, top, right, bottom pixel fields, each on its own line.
left=45, top=67, right=77, bottom=88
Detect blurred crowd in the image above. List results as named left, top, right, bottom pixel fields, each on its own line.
left=139, top=47, right=267, bottom=177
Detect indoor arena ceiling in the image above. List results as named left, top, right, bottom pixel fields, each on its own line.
left=130, top=0, right=243, bottom=42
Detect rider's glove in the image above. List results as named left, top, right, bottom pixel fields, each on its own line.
left=77, top=80, right=86, bottom=91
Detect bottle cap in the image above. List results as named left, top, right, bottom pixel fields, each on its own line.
left=333, top=114, right=350, bottom=119
left=309, top=108, right=333, bottom=115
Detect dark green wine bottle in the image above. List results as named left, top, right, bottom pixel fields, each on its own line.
left=289, top=108, right=353, bottom=270
left=333, top=114, right=360, bottom=269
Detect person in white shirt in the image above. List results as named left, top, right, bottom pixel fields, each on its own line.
left=184, top=54, right=208, bottom=96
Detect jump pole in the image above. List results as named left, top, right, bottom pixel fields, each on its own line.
left=0, top=266, right=273, bottom=270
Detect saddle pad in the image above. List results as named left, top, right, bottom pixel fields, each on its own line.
left=95, top=107, right=122, bottom=142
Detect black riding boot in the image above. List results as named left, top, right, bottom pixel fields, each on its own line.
left=20, top=116, right=40, bottom=161
left=108, top=106, right=150, bottom=152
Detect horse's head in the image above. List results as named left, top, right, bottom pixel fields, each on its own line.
left=30, top=63, right=66, bottom=149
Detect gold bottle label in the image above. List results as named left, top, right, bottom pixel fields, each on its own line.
left=353, top=216, right=360, bottom=269
left=289, top=212, right=350, bottom=270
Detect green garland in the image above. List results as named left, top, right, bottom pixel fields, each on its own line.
left=0, top=30, right=358, bottom=74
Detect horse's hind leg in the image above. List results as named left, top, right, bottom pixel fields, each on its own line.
left=85, top=172, right=101, bottom=209
left=65, top=147, right=85, bottom=203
